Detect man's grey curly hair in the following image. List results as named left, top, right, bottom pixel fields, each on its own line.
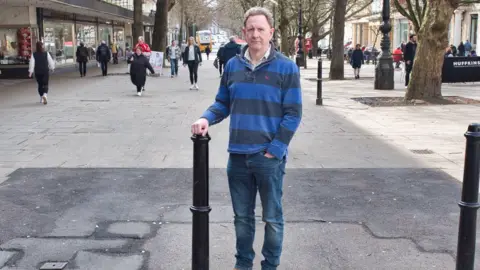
left=244, top=7, right=274, bottom=28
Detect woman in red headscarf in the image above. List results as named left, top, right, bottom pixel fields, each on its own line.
left=134, top=36, right=151, bottom=57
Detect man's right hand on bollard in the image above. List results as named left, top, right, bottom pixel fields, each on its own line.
left=191, top=118, right=209, bottom=136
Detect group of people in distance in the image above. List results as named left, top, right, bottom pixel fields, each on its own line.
left=27, top=36, right=154, bottom=103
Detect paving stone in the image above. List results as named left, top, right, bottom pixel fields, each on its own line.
left=107, top=222, right=151, bottom=238
left=70, top=251, right=144, bottom=270
left=143, top=223, right=455, bottom=270
left=0, top=251, right=16, bottom=268
left=0, top=238, right=127, bottom=270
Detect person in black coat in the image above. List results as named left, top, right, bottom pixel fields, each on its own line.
left=403, top=34, right=417, bottom=87
left=350, top=44, right=364, bottom=79
left=76, top=42, right=89, bottom=77
left=96, top=40, right=111, bottom=76
left=127, top=47, right=155, bottom=96
left=217, top=45, right=225, bottom=76
left=183, top=36, right=203, bottom=90
left=205, top=45, right=211, bottom=60
left=458, top=42, right=465, bottom=57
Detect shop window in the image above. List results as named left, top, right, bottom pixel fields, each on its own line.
left=0, top=27, right=38, bottom=65
left=43, top=21, right=75, bottom=66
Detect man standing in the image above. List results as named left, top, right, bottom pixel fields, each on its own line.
left=166, top=40, right=181, bottom=77
left=191, top=7, right=302, bottom=269
left=96, top=40, right=111, bottom=76
left=404, top=34, right=417, bottom=87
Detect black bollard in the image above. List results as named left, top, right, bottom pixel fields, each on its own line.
left=191, top=133, right=212, bottom=270
left=456, top=123, right=480, bottom=270
left=316, top=58, right=323, bottom=106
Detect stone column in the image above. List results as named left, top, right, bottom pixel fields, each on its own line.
left=454, top=9, right=464, bottom=46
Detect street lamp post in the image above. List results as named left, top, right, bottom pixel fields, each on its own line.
left=296, top=3, right=305, bottom=68
left=374, top=0, right=394, bottom=90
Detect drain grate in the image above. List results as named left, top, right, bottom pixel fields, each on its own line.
left=40, top=262, right=68, bottom=269
left=410, top=149, right=435, bottom=155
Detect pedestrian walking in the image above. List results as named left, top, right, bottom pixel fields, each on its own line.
left=350, top=44, right=364, bottom=79
left=191, top=6, right=302, bottom=270
left=28, top=41, right=55, bottom=105
left=166, top=40, right=181, bottom=78
left=183, top=36, right=202, bottom=90
left=111, top=40, right=119, bottom=64
left=221, top=36, right=242, bottom=65
left=216, top=45, right=225, bottom=77
left=404, top=34, right=417, bottom=87
left=76, top=42, right=89, bottom=77
left=205, top=45, right=211, bottom=60
left=96, top=40, right=111, bottom=76
left=127, top=47, right=155, bottom=96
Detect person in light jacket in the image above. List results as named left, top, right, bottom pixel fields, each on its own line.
left=127, top=47, right=155, bottom=96
left=183, top=36, right=202, bottom=90
left=29, top=41, right=55, bottom=105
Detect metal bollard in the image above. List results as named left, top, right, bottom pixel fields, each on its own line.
left=191, top=133, right=212, bottom=270
left=316, top=58, right=323, bottom=106
left=456, top=123, right=480, bottom=270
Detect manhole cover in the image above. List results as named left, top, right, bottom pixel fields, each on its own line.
left=40, top=262, right=68, bottom=269
left=410, top=149, right=435, bottom=154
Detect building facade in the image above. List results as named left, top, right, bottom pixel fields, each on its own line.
left=347, top=0, right=480, bottom=54
left=0, top=0, right=154, bottom=79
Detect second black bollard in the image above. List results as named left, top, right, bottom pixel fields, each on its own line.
left=456, top=123, right=480, bottom=270
left=316, top=58, right=323, bottom=106
left=191, top=133, right=212, bottom=270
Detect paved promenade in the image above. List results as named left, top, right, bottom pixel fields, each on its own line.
left=0, top=55, right=478, bottom=269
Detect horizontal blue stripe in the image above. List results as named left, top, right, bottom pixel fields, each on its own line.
left=283, top=88, right=302, bottom=104
left=230, top=114, right=282, bottom=133
left=281, top=115, right=301, bottom=131
left=230, top=82, right=282, bottom=103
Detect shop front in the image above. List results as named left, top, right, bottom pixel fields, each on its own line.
left=1, top=6, right=130, bottom=79
left=0, top=6, right=39, bottom=79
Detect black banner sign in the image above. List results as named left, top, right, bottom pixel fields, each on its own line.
left=442, top=57, right=480, bottom=83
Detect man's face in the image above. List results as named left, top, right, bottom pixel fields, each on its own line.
left=242, top=15, right=274, bottom=52
left=411, top=36, right=417, bottom=42
left=172, top=41, right=176, bottom=46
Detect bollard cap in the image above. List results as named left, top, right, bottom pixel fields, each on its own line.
left=465, top=123, right=480, bottom=139
left=467, top=123, right=480, bottom=133
left=191, top=133, right=211, bottom=142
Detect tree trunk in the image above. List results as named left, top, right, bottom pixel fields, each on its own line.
left=329, top=0, right=347, bottom=80
left=152, top=0, right=169, bottom=52
left=178, top=0, right=184, bottom=43
left=278, top=0, right=289, bottom=55
left=133, top=0, right=143, bottom=43
left=405, top=0, right=455, bottom=100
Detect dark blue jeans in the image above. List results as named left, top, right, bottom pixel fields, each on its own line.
left=227, top=152, right=286, bottom=270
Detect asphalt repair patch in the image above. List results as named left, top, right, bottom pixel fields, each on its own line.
left=0, top=168, right=475, bottom=269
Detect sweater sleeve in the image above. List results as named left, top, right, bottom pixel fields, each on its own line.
left=200, top=61, right=231, bottom=125
left=47, top=53, right=55, bottom=70
left=28, top=55, right=35, bottom=74
left=267, top=62, right=303, bottom=160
